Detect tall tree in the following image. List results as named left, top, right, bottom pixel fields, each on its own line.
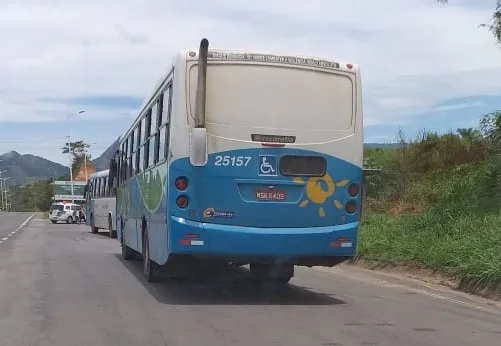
left=61, top=140, right=92, bottom=177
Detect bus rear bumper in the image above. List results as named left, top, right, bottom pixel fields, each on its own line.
left=169, top=216, right=358, bottom=262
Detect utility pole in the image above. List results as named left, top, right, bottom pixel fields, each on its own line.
left=2, top=178, right=11, bottom=212
left=0, top=170, right=6, bottom=211
left=0, top=160, right=4, bottom=211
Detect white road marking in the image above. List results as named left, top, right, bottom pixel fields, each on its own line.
left=0, top=213, right=36, bottom=246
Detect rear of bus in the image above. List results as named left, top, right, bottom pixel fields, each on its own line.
left=168, top=43, right=363, bottom=267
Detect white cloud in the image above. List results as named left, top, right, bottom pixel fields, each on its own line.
left=0, top=0, right=500, bottom=127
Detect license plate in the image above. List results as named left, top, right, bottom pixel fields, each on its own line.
left=255, top=189, right=287, bottom=201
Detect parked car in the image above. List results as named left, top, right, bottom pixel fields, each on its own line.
left=49, top=202, right=82, bottom=224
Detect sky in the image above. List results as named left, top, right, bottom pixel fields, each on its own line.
left=1, top=0, right=501, bottom=165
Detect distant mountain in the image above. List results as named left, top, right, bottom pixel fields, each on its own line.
left=0, top=151, right=68, bottom=185
left=91, top=136, right=120, bottom=171
left=364, top=143, right=401, bottom=149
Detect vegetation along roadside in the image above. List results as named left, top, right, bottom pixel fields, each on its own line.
left=357, top=111, right=501, bottom=300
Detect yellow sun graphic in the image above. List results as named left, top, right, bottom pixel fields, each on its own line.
left=294, top=173, right=349, bottom=218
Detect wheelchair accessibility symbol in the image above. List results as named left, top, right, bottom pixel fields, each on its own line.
left=258, top=155, right=278, bottom=176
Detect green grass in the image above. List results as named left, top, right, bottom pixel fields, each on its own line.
left=357, top=155, right=501, bottom=295
left=357, top=211, right=501, bottom=293
left=359, top=120, right=501, bottom=297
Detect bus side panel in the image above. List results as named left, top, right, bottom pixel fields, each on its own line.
left=117, top=162, right=170, bottom=264
left=85, top=200, right=93, bottom=227
left=117, top=178, right=140, bottom=253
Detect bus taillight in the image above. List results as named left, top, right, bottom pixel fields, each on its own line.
left=348, top=183, right=359, bottom=197
left=175, top=177, right=188, bottom=191
left=176, top=195, right=189, bottom=209
left=345, top=201, right=357, bottom=214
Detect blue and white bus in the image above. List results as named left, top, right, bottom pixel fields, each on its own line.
left=108, top=39, right=364, bottom=283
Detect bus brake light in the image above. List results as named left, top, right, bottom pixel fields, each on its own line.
left=175, top=177, right=188, bottom=191
left=345, top=201, right=357, bottom=214
left=348, top=183, right=359, bottom=197
left=176, top=195, right=189, bottom=209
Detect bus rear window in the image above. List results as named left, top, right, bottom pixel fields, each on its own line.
left=189, top=64, right=354, bottom=131
left=279, top=155, right=326, bottom=177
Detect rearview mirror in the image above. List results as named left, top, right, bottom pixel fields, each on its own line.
left=189, top=127, right=208, bottom=166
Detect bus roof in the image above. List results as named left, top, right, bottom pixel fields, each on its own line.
left=88, top=169, right=109, bottom=180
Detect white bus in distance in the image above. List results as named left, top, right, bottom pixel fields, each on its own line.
left=84, top=169, right=117, bottom=238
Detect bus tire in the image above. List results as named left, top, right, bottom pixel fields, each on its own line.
left=142, top=227, right=159, bottom=283
left=66, top=216, right=73, bottom=224
left=90, top=215, right=98, bottom=234
left=121, top=230, right=135, bottom=261
left=108, top=215, right=116, bottom=238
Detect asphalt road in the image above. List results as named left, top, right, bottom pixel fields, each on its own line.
left=0, top=216, right=500, bottom=346
left=0, top=212, right=34, bottom=245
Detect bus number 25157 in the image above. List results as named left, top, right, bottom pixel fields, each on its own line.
left=214, top=155, right=252, bottom=167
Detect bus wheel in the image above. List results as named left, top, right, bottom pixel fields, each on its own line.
left=121, top=230, right=135, bottom=261
left=108, top=215, right=116, bottom=238
left=90, top=215, right=98, bottom=234
left=66, top=216, right=73, bottom=224
left=142, top=227, right=159, bottom=283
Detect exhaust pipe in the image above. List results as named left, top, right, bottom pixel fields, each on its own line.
left=194, top=38, right=209, bottom=128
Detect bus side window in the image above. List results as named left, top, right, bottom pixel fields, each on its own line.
left=121, top=139, right=128, bottom=183
left=143, top=139, right=149, bottom=170
left=124, top=138, right=129, bottom=181
left=135, top=122, right=142, bottom=174
left=129, top=130, right=135, bottom=178
left=138, top=145, right=144, bottom=173
left=143, top=109, right=151, bottom=170
left=147, top=103, right=156, bottom=168
left=154, top=94, right=163, bottom=163
left=156, top=84, right=172, bottom=163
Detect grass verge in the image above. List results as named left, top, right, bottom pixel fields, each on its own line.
left=356, top=211, right=501, bottom=299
